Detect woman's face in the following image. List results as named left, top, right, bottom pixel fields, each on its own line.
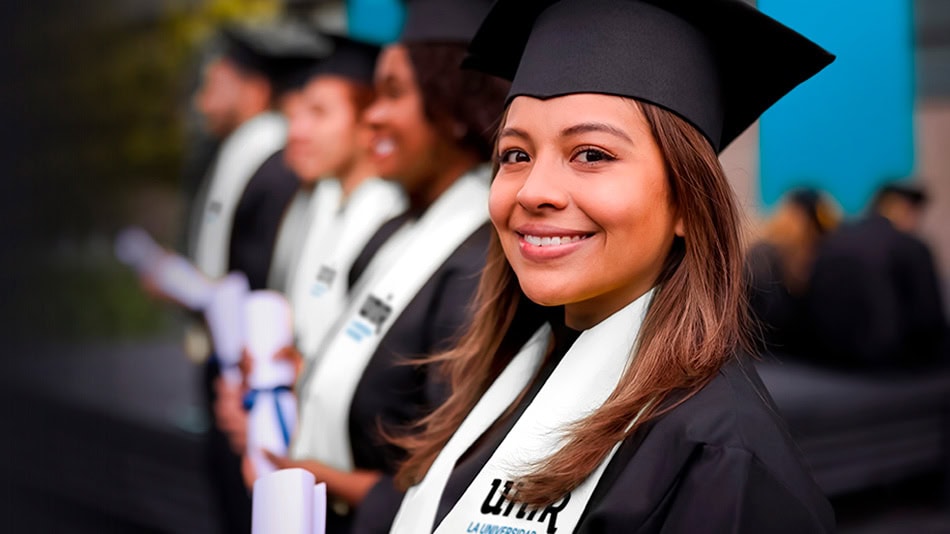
left=364, top=44, right=443, bottom=192
left=490, top=94, right=683, bottom=329
left=284, top=76, right=363, bottom=184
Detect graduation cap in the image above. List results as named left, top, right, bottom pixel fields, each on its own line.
left=219, top=19, right=333, bottom=86
left=400, top=0, right=495, bottom=43
left=300, top=34, right=381, bottom=86
left=462, top=0, right=835, bottom=152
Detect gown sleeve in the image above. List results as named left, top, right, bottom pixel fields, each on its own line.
left=654, top=444, right=834, bottom=534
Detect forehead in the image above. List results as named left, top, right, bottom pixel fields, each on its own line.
left=504, top=94, right=649, bottom=134
left=375, top=44, right=413, bottom=81
left=303, top=76, right=352, bottom=99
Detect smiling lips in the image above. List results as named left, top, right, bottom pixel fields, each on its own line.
left=522, top=234, right=588, bottom=246
left=515, top=227, right=594, bottom=260
left=372, top=137, right=395, bottom=158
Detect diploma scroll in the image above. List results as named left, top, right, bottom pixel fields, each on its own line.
left=252, top=468, right=326, bottom=534
left=244, top=291, right=297, bottom=479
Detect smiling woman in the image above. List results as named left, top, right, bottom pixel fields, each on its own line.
left=388, top=1, right=838, bottom=533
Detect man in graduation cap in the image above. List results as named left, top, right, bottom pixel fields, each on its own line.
left=185, top=19, right=330, bottom=533
left=188, top=20, right=331, bottom=291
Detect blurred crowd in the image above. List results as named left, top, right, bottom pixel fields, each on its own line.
left=747, top=182, right=949, bottom=371
left=108, top=0, right=948, bottom=532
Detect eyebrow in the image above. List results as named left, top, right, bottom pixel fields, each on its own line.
left=561, top=122, right=634, bottom=143
left=498, top=127, right=530, bottom=140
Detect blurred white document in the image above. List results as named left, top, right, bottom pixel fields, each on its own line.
left=205, top=272, right=250, bottom=384
left=244, top=291, right=297, bottom=478
left=114, top=226, right=216, bottom=310
left=252, top=468, right=326, bottom=534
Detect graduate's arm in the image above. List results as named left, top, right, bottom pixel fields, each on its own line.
left=657, top=445, right=834, bottom=534
left=263, top=451, right=381, bottom=506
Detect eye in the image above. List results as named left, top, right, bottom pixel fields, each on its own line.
left=572, top=147, right=616, bottom=164
left=498, top=149, right=531, bottom=165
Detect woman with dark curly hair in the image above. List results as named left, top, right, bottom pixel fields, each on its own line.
left=267, top=1, right=509, bottom=532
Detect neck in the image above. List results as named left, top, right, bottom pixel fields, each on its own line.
left=409, top=151, right=482, bottom=212
left=338, top=155, right=377, bottom=198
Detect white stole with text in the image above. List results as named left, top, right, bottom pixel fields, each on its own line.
left=390, top=290, right=654, bottom=534
left=291, top=165, right=491, bottom=471
left=193, top=112, right=286, bottom=278
left=289, top=178, right=406, bottom=358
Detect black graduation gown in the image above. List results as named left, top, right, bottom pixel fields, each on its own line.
left=432, top=350, right=835, bottom=533
left=227, top=148, right=300, bottom=290
left=330, top=213, right=493, bottom=533
left=744, top=241, right=811, bottom=357
left=806, top=215, right=948, bottom=369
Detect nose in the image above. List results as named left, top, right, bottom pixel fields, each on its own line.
left=286, top=111, right=308, bottom=143
left=363, top=98, right=387, bottom=129
left=516, top=156, right=569, bottom=212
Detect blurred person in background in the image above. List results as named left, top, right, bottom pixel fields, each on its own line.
left=213, top=33, right=407, bottom=480
left=746, top=188, right=840, bottom=357
left=188, top=22, right=327, bottom=291
left=807, top=180, right=949, bottom=370
left=181, top=20, right=329, bottom=534
left=263, top=0, right=510, bottom=531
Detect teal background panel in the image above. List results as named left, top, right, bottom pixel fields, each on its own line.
left=758, top=0, right=916, bottom=214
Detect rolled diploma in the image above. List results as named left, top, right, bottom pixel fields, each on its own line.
left=247, top=389, right=298, bottom=479
left=114, top=226, right=164, bottom=271
left=252, top=468, right=327, bottom=534
left=245, top=291, right=297, bottom=477
left=205, top=272, right=250, bottom=384
left=114, top=226, right=215, bottom=310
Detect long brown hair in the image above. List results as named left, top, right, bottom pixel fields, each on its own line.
left=393, top=99, right=749, bottom=505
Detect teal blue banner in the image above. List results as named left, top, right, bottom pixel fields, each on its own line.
left=758, top=0, right=916, bottom=214
left=347, top=0, right=406, bottom=45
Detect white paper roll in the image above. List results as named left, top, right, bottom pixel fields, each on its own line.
left=152, top=254, right=217, bottom=310
left=205, top=272, right=250, bottom=381
left=114, top=226, right=164, bottom=271
left=252, top=468, right=326, bottom=534
left=247, top=388, right=298, bottom=479
left=244, top=291, right=296, bottom=390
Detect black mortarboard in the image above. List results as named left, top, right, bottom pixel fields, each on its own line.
left=301, top=34, right=381, bottom=86
left=219, top=19, right=332, bottom=82
left=462, top=0, right=835, bottom=152
left=400, top=0, right=495, bottom=43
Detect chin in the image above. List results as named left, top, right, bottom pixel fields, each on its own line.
left=518, top=282, right=570, bottom=308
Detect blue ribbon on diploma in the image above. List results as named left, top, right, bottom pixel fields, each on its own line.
left=243, top=386, right=294, bottom=447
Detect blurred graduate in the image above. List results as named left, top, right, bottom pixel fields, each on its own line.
left=266, top=0, right=510, bottom=531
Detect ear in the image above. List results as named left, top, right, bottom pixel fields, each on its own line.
left=674, top=216, right=685, bottom=237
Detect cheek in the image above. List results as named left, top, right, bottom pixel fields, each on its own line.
left=488, top=178, right=518, bottom=230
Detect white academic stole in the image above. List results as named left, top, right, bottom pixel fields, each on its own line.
left=292, top=165, right=491, bottom=471
left=193, top=112, right=287, bottom=278
left=267, top=187, right=315, bottom=293
left=289, top=178, right=407, bottom=358
left=390, top=290, right=654, bottom=534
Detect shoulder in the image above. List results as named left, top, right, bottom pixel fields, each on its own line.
left=659, top=355, right=800, bottom=455
left=655, top=355, right=831, bottom=509
left=585, top=355, right=834, bottom=531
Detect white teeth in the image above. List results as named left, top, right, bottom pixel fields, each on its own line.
left=523, top=234, right=586, bottom=246
left=374, top=139, right=395, bottom=156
